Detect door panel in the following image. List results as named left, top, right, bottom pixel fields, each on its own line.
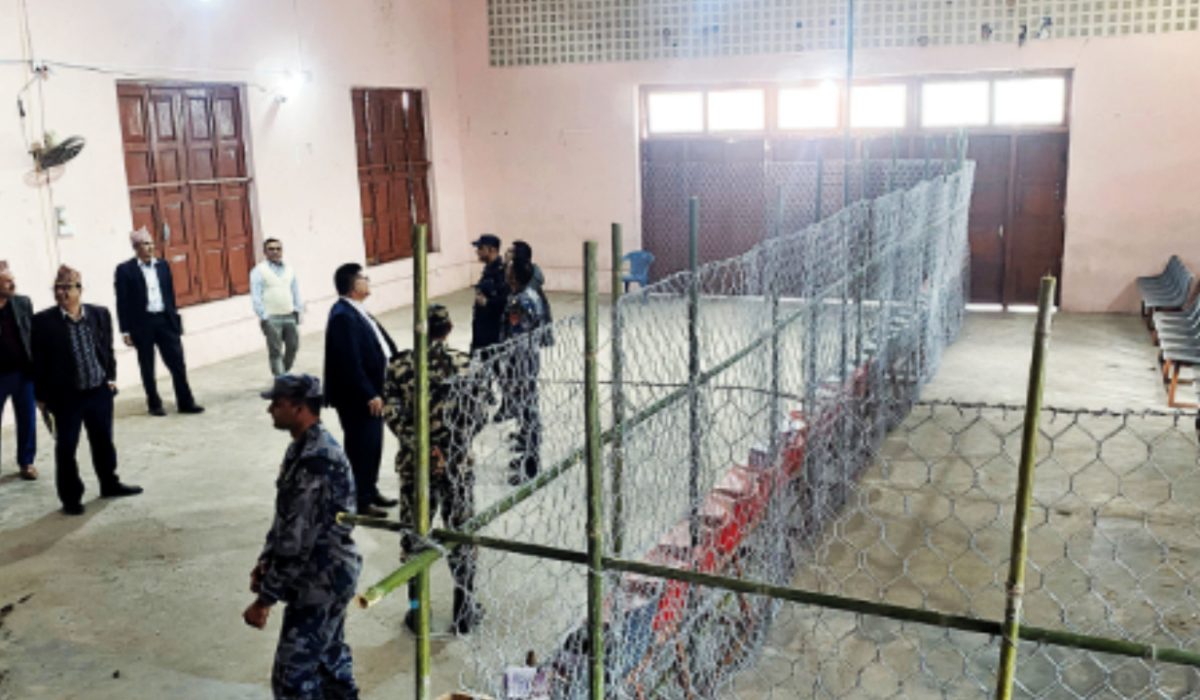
left=1006, top=133, right=1068, bottom=305
left=352, top=88, right=433, bottom=265
left=964, top=135, right=1011, bottom=304
left=118, top=82, right=256, bottom=308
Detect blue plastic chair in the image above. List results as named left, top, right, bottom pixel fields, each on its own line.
left=622, top=251, right=654, bottom=293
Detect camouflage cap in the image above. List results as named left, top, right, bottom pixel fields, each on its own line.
left=260, top=373, right=323, bottom=401
left=428, top=303, right=451, bottom=328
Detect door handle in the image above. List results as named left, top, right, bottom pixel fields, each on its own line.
left=998, top=225, right=1004, bottom=238
left=163, top=222, right=171, bottom=245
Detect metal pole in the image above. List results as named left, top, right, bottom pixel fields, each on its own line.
left=610, top=223, right=625, bottom=557
left=584, top=241, right=605, bottom=700
left=813, top=157, right=824, bottom=223
left=995, top=276, right=1057, bottom=700
left=412, top=224, right=432, bottom=700
left=687, top=197, right=701, bottom=552
left=686, top=196, right=702, bottom=689
left=842, top=0, right=855, bottom=209
left=768, top=190, right=783, bottom=464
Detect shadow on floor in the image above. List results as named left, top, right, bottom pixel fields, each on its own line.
left=0, top=499, right=111, bottom=568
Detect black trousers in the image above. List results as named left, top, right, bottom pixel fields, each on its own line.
left=51, top=386, right=118, bottom=507
left=132, top=314, right=196, bottom=410
left=336, top=405, right=383, bottom=510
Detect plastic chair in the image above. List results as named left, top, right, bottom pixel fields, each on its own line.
left=622, top=251, right=654, bottom=293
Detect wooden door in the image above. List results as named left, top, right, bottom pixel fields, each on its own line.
left=352, top=88, right=433, bottom=265
left=117, top=81, right=255, bottom=308
left=964, top=136, right=1012, bottom=304
left=1005, top=133, right=1068, bottom=305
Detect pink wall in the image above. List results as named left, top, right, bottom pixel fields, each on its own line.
left=0, top=0, right=474, bottom=386
left=451, top=0, right=1200, bottom=312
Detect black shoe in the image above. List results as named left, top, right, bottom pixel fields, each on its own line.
left=178, top=405, right=205, bottom=414
left=62, top=503, right=85, bottom=516
left=404, top=609, right=418, bottom=635
left=360, top=505, right=388, bottom=518
left=451, top=589, right=484, bottom=635
left=100, top=482, right=144, bottom=498
left=508, top=472, right=534, bottom=486
left=373, top=494, right=399, bottom=508
left=148, top=406, right=167, bottom=417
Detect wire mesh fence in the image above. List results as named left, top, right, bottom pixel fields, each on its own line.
left=353, top=155, right=1200, bottom=698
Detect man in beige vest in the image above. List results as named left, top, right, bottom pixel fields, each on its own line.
left=250, top=238, right=304, bottom=377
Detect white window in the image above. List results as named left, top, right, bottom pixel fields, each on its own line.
left=779, top=83, right=840, bottom=130
left=647, top=92, right=704, bottom=134
left=707, top=89, right=765, bottom=132
left=921, top=81, right=990, bottom=127
left=850, top=84, right=907, bottom=129
left=994, top=77, right=1066, bottom=126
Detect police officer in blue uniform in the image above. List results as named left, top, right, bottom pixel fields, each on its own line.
left=244, top=374, right=362, bottom=700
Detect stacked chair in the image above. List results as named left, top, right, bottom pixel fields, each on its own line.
left=1141, top=256, right=1199, bottom=409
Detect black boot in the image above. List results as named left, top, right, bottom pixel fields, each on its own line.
left=451, top=588, right=483, bottom=635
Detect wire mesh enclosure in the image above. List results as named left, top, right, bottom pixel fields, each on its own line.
left=353, top=157, right=1200, bottom=698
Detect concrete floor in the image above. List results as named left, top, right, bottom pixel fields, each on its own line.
left=0, top=295, right=1187, bottom=699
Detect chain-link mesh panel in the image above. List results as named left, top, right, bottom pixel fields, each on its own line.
left=419, top=161, right=983, bottom=696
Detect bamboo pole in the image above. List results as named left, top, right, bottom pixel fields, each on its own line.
left=611, top=223, right=626, bottom=557
left=995, top=275, right=1057, bottom=700
left=413, top=224, right=432, bottom=700
left=338, top=514, right=1200, bottom=671
left=584, top=241, right=605, bottom=700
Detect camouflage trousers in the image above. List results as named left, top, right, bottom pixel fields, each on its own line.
left=272, top=593, right=358, bottom=700
left=398, top=465, right=477, bottom=596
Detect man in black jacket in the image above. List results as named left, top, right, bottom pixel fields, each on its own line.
left=470, top=234, right=508, bottom=356
left=323, top=263, right=397, bottom=518
left=0, top=261, right=38, bottom=480
left=114, top=228, right=203, bottom=416
left=32, top=265, right=141, bottom=515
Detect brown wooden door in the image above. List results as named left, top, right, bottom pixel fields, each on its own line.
left=117, top=81, right=255, bottom=308
left=352, top=88, right=433, bottom=265
left=964, top=136, right=1012, bottom=304
left=1005, top=133, right=1068, bottom=305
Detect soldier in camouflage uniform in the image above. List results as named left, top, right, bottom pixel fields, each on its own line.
left=383, top=304, right=492, bottom=635
left=503, top=258, right=546, bottom=486
left=244, top=374, right=362, bottom=700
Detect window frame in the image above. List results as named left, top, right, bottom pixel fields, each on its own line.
left=640, top=70, right=1072, bottom=140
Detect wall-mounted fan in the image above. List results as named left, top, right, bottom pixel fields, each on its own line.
left=30, top=133, right=85, bottom=170
left=24, top=132, right=85, bottom=186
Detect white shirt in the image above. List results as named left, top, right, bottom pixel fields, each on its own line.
left=343, top=297, right=392, bottom=361
left=140, top=259, right=165, bottom=313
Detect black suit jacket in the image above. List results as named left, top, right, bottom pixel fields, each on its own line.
left=0, top=295, right=34, bottom=361
left=323, top=298, right=397, bottom=410
left=114, top=257, right=181, bottom=337
left=31, top=304, right=117, bottom=407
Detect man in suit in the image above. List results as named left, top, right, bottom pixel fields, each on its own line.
left=0, top=261, right=38, bottom=480
left=114, top=227, right=204, bottom=416
left=32, top=265, right=142, bottom=515
left=324, top=263, right=398, bottom=518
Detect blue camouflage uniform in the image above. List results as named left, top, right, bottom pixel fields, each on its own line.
left=503, top=287, right=545, bottom=481
left=256, top=422, right=362, bottom=700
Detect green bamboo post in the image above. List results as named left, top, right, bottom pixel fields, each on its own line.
left=995, top=275, right=1057, bottom=700
left=611, top=223, right=626, bottom=557
left=413, top=224, right=432, bottom=700
left=339, top=514, right=1200, bottom=672
left=583, top=241, right=605, bottom=700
